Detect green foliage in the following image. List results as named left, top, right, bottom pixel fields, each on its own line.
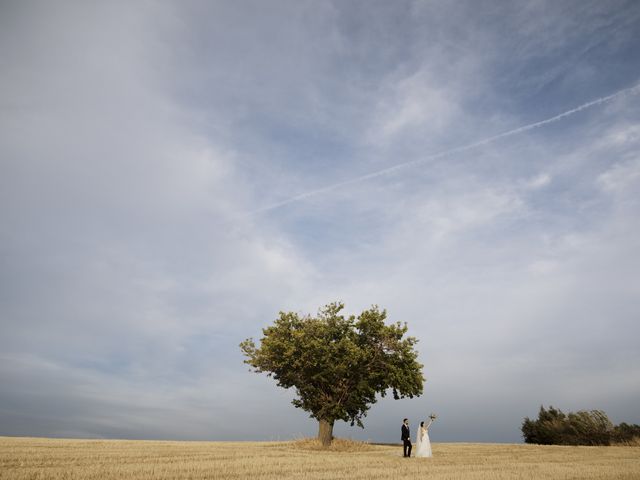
left=613, top=422, right=640, bottom=444
left=240, top=302, right=424, bottom=428
left=522, top=406, right=568, bottom=445
left=521, top=406, right=639, bottom=446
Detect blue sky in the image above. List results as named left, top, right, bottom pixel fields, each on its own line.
left=1, top=0, right=640, bottom=443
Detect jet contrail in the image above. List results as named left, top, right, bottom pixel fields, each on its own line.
left=250, top=83, right=640, bottom=215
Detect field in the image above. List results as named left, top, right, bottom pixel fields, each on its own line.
left=1, top=436, right=639, bottom=479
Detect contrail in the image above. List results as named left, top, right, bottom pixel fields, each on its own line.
left=250, top=83, right=640, bottom=215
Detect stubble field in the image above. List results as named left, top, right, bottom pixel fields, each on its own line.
left=1, top=436, right=639, bottom=479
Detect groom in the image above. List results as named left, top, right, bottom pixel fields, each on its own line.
left=401, top=418, right=412, bottom=457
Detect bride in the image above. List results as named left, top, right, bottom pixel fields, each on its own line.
left=415, top=417, right=434, bottom=458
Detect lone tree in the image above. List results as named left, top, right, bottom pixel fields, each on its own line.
left=240, top=301, right=424, bottom=446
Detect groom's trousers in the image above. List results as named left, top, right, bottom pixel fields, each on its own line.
left=403, top=439, right=412, bottom=457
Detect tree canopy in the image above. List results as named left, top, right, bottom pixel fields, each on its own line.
left=240, top=301, right=424, bottom=445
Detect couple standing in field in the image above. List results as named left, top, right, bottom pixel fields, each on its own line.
left=401, top=416, right=435, bottom=458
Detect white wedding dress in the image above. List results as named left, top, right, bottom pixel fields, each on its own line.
left=415, top=425, right=432, bottom=457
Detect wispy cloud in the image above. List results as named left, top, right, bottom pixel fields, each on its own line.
left=250, top=82, right=640, bottom=215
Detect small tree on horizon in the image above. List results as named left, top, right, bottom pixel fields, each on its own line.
left=522, top=405, right=617, bottom=446
left=240, top=301, right=424, bottom=446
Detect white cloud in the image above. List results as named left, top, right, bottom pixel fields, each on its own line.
left=527, top=259, right=558, bottom=275
left=369, top=70, right=460, bottom=145
left=525, top=173, right=552, bottom=190
left=598, top=158, right=640, bottom=194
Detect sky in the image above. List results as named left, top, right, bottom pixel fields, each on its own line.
left=1, top=0, right=640, bottom=444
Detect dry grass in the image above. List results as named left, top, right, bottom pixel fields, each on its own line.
left=292, top=437, right=374, bottom=452
left=614, top=437, right=640, bottom=447
left=1, top=436, right=639, bottom=479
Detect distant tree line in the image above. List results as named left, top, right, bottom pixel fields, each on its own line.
left=522, top=406, right=640, bottom=446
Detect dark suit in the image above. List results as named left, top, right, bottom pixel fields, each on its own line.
left=401, top=423, right=412, bottom=457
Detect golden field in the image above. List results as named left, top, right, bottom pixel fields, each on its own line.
left=1, top=436, right=639, bottom=479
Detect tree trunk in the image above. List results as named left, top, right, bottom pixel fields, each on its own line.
left=318, top=419, right=334, bottom=447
